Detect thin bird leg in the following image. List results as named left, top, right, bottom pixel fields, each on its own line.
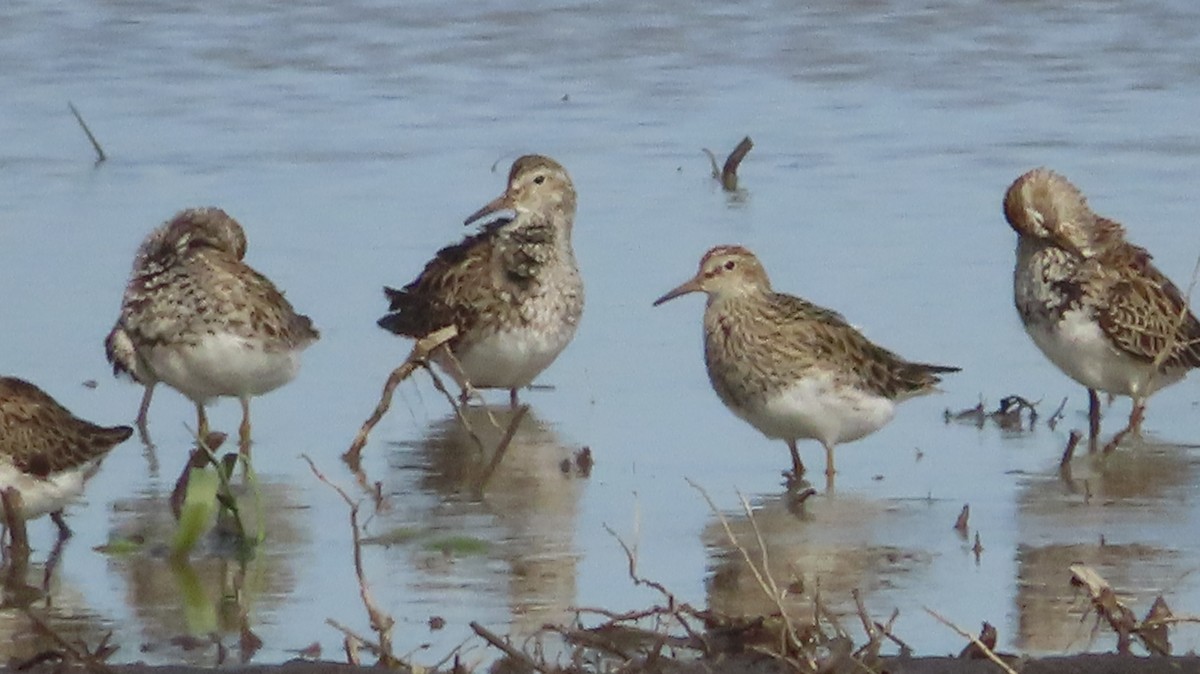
left=509, top=388, right=520, bottom=408
left=50, top=511, right=72, bottom=539
left=135, top=383, right=155, bottom=435
left=1128, top=399, right=1146, bottom=437
left=238, top=397, right=252, bottom=457
left=196, top=404, right=211, bottom=441
left=1103, top=399, right=1145, bottom=455
left=1087, top=389, right=1101, bottom=453
left=787, top=440, right=806, bottom=479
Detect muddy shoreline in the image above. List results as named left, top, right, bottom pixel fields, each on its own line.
left=10, top=654, right=1199, bottom=674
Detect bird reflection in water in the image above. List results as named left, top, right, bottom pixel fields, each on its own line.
left=702, top=492, right=931, bottom=627
left=1016, top=442, right=1199, bottom=653
left=387, top=405, right=587, bottom=646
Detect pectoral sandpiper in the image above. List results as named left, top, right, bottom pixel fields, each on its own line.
left=108, top=207, right=319, bottom=454
left=1004, top=168, right=1200, bottom=452
left=378, top=155, right=584, bottom=406
left=654, top=245, right=959, bottom=485
left=0, top=377, right=132, bottom=543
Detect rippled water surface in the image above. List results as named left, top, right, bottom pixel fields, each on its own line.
left=3, top=0, right=1200, bottom=664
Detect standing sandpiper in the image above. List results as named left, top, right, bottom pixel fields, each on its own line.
left=654, top=245, right=959, bottom=486
left=0, top=377, right=132, bottom=544
left=1004, top=168, right=1200, bottom=452
left=108, top=208, right=319, bottom=454
left=378, top=155, right=584, bottom=406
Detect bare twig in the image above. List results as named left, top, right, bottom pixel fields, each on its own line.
left=1047, top=396, right=1068, bottom=430
left=470, top=621, right=552, bottom=674
left=343, top=325, right=457, bottom=467
left=924, top=608, right=1017, bottom=674
left=689, top=480, right=804, bottom=655
left=67, top=102, right=107, bottom=163
left=305, top=456, right=401, bottom=667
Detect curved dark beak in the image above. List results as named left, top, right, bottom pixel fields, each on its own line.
left=653, top=277, right=703, bottom=306
left=464, top=193, right=513, bottom=226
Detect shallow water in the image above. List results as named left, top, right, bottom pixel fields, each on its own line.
left=3, top=0, right=1200, bottom=664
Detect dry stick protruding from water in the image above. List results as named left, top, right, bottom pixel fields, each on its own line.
left=304, top=455, right=402, bottom=667
left=688, top=479, right=809, bottom=660
left=924, top=608, right=1018, bottom=674
left=953, top=504, right=970, bottom=536
left=470, top=621, right=552, bottom=674
left=702, top=136, right=754, bottom=191
left=67, top=102, right=106, bottom=164
left=343, top=325, right=457, bottom=469
left=1068, top=563, right=1171, bottom=655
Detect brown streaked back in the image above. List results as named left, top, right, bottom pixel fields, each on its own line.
left=0, top=377, right=132, bottom=477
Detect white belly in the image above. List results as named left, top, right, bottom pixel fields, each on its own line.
left=732, top=372, right=896, bottom=449
left=449, top=325, right=577, bottom=390
left=0, top=460, right=99, bottom=520
left=1024, top=308, right=1182, bottom=398
left=147, top=333, right=304, bottom=403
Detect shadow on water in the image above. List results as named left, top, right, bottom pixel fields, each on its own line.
left=103, top=479, right=308, bottom=665
left=702, top=492, right=932, bottom=625
left=381, top=405, right=586, bottom=643
left=1015, top=440, right=1200, bottom=653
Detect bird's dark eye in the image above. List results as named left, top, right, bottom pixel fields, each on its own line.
left=724, top=260, right=736, bottom=270
left=533, top=175, right=545, bottom=185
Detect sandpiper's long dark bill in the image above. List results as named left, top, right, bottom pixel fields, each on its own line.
left=1004, top=168, right=1200, bottom=452
left=378, top=155, right=584, bottom=407
left=108, top=207, right=319, bottom=453
left=655, top=244, right=959, bottom=486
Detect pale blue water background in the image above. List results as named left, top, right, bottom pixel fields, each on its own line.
left=3, top=0, right=1200, bottom=664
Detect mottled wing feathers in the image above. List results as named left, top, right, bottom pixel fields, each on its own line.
left=765, top=293, right=958, bottom=399
left=125, top=249, right=318, bottom=351
left=1095, top=245, right=1200, bottom=369
left=0, top=377, right=132, bottom=476
left=379, top=218, right=544, bottom=339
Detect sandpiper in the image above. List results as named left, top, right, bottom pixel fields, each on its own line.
left=654, top=245, right=959, bottom=484
left=378, top=155, right=584, bottom=406
left=109, top=207, right=319, bottom=453
left=0, top=376, right=132, bottom=543
left=1004, top=168, right=1200, bottom=451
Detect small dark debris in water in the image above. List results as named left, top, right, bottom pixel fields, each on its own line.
left=953, top=504, right=969, bottom=536
left=429, top=616, right=446, bottom=631
left=872, top=474, right=884, bottom=481
left=82, top=379, right=98, bottom=389
left=575, top=446, right=593, bottom=477
left=294, top=642, right=322, bottom=659
left=702, top=136, right=753, bottom=191
left=561, top=93, right=569, bottom=102
left=957, top=621, right=998, bottom=659
left=945, top=394, right=1040, bottom=431
left=972, top=532, right=983, bottom=560
left=914, top=447, right=924, bottom=461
